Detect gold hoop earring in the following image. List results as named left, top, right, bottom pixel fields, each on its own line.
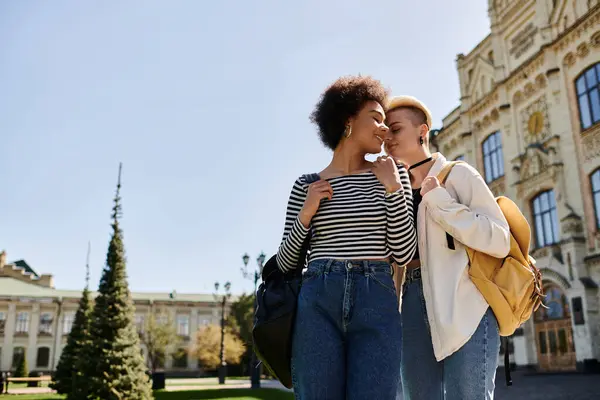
left=345, top=125, right=352, bottom=138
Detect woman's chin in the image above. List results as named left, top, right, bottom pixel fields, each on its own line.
left=366, top=144, right=384, bottom=155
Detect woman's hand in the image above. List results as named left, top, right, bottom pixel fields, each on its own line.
left=298, top=180, right=333, bottom=228
left=373, top=156, right=402, bottom=193
left=420, top=176, right=441, bottom=196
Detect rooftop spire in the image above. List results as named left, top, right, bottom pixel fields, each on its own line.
left=85, top=241, right=91, bottom=288
left=112, top=162, right=123, bottom=222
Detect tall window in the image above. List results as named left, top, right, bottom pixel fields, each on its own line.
left=172, top=348, right=188, bottom=368
left=177, top=315, right=190, bottom=337
left=591, top=169, right=600, bottom=229
left=15, top=312, right=29, bottom=333
left=135, top=314, right=145, bottom=334
left=576, top=63, right=600, bottom=130
left=63, top=313, right=74, bottom=335
left=12, top=347, right=25, bottom=369
left=198, top=316, right=210, bottom=327
left=39, top=313, right=53, bottom=335
left=0, top=312, right=5, bottom=335
left=532, top=190, right=560, bottom=248
left=36, top=347, right=50, bottom=368
left=482, top=131, right=504, bottom=183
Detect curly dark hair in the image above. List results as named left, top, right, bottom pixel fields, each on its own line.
left=310, top=75, right=389, bottom=150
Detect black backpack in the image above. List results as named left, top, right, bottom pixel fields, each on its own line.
left=252, top=173, right=320, bottom=389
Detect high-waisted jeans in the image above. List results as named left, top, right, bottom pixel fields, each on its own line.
left=291, top=259, right=402, bottom=400
left=400, top=267, right=500, bottom=400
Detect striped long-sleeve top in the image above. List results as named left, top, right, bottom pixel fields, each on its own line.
left=275, top=166, right=417, bottom=272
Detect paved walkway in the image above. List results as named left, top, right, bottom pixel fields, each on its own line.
left=165, top=379, right=291, bottom=392
left=493, top=370, right=600, bottom=400
left=5, top=371, right=599, bottom=398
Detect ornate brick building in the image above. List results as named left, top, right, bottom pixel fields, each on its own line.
left=432, top=1, right=600, bottom=372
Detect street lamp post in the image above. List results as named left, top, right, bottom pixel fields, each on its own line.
left=213, top=281, right=231, bottom=385
left=242, top=252, right=266, bottom=390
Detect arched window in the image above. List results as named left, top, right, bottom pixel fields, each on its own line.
left=535, top=284, right=570, bottom=322
left=576, top=63, right=600, bottom=130
left=590, top=169, right=600, bottom=229
left=482, top=131, right=504, bottom=183
left=12, top=347, right=25, bottom=369
left=36, top=347, right=50, bottom=368
left=532, top=190, right=560, bottom=248
left=172, top=348, right=188, bottom=368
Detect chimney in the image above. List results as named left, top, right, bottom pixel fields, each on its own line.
left=0, top=250, right=6, bottom=268
left=38, top=274, right=55, bottom=288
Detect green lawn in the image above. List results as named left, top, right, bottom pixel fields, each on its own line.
left=0, top=388, right=293, bottom=400
left=0, top=396, right=64, bottom=400
left=166, top=377, right=252, bottom=386
left=155, top=389, right=293, bottom=399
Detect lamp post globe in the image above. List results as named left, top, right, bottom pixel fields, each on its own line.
left=242, top=252, right=266, bottom=389
left=213, top=281, right=231, bottom=385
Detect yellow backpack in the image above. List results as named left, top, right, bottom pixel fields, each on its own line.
left=437, top=162, right=545, bottom=337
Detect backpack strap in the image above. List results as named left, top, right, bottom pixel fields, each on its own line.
left=504, top=337, right=513, bottom=386
left=292, top=173, right=321, bottom=277
left=303, top=173, right=321, bottom=185
left=436, top=161, right=466, bottom=184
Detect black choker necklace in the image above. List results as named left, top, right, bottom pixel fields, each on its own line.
left=408, top=157, right=433, bottom=170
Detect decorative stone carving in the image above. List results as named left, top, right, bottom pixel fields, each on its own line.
left=520, top=149, right=548, bottom=181
left=563, top=52, right=576, bottom=67
left=576, top=43, right=590, bottom=58
left=483, top=115, right=491, bottom=128
left=513, top=136, right=563, bottom=199
left=562, top=30, right=600, bottom=69
left=513, top=90, right=524, bottom=104
left=531, top=247, right=549, bottom=259
left=561, top=208, right=584, bottom=238
left=490, top=109, right=500, bottom=121
left=524, top=82, right=535, bottom=96
left=488, top=177, right=506, bottom=197
left=553, top=11, right=600, bottom=52
left=581, top=124, right=600, bottom=161
left=535, top=74, right=547, bottom=88
left=591, top=31, right=600, bottom=48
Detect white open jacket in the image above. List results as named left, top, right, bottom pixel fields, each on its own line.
left=414, top=153, right=511, bottom=361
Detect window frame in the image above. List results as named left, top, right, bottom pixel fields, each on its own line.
left=36, top=346, right=51, bottom=368
left=531, top=190, right=560, bottom=248
left=176, top=314, right=190, bottom=337
left=575, top=63, right=600, bottom=131
left=15, top=312, right=29, bottom=334
left=590, top=168, right=600, bottom=230
left=39, top=312, right=53, bottom=335
left=482, top=131, right=505, bottom=183
left=62, top=312, right=75, bottom=335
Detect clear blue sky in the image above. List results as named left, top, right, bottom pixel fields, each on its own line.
left=1, top=0, right=490, bottom=295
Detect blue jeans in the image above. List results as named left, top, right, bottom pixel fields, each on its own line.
left=291, top=259, right=402, bottom=400
left=400, top=268, right=500, bottom=400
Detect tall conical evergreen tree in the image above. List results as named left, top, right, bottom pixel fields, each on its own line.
left=50, top=243, right=93, bottom=397
left=86, top=164, right=152, bottom=400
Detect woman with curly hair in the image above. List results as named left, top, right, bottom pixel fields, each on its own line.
left=276, top=76, right=417, bottom=399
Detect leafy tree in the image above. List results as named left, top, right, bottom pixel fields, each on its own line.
left=85, top=164, right=152, bottom=400
left=195, top=324, right=245, bottom=371
left=139, top=313, right=180, bottom=373
left=226, top=294, right=253, bottom=347
left=226, top=294, right=254, bottom=374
